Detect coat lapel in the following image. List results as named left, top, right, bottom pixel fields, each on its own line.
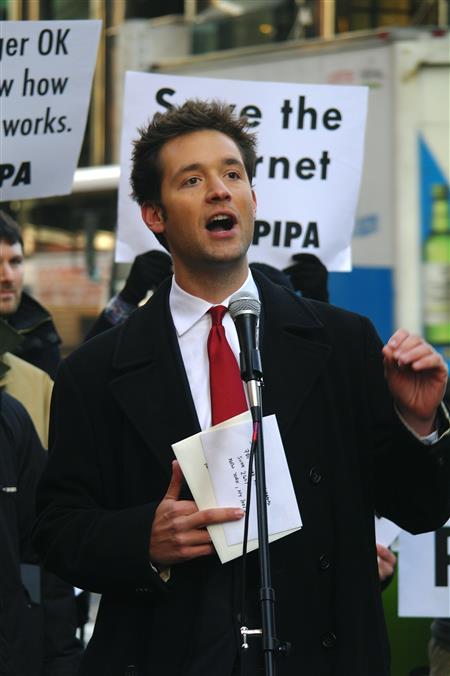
left=253, top=271, right=332, bottom=435
left=109, top=279, right=200, bottom=477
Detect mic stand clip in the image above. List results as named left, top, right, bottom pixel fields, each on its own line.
left=240, top=626, right=263, bottom=650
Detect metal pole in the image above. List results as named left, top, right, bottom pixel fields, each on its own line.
left=89, top=0, right=106, bottom=165
left=320, top=0, right=335, bottom=39
left=184, top=0, right=198, bottom=22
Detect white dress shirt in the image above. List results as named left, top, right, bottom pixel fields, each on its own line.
left=169, top=271, right=259, bottom=431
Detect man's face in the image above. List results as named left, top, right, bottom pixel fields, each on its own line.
left=141, top=130, right=256, bottom=277
left=0, top=240, right=24, bottom=315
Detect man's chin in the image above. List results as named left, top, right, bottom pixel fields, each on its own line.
left=0, top=300, right=20, bottom=316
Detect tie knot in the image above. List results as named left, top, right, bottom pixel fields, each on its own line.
left=209, top=305, right=227, bottom=326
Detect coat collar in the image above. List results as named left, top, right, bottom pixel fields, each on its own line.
left=109, top=277, right=200, bottom=477
left=109, top=272, right=332, bottom=474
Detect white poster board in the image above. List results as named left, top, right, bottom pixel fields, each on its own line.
left=117, top=72, right=368, bottom=270
left=0, top=20, right=101, bottom=201
left=398, top=520, right=450, bottom=617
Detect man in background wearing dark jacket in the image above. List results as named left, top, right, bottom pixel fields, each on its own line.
left=0, top=390, right=82, bottom=675
left=0, top=211, right=61, bottom=379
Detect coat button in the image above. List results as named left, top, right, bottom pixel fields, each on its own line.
left=321, top=632, right=337, bottom=648
left=318, top=555, right=330, bottom=571
left=309, top=467, right=322, bottom=484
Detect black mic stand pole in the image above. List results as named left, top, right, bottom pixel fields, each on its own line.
left=241, top=379, right=281, bottom=676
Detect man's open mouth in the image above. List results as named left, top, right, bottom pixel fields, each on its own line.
left=206, top=214, right=236, bottom=232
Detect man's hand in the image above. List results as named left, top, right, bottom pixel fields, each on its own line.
left=149, top=460, right=244, bottom=566
left=382, top=329, right=448, bottom=436
left=376, top=543, right=396, bottom=582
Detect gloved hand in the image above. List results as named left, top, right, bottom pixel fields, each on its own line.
left=119, top=250, right=172, bottom=305
left=283, top=253, right=329, bottom=302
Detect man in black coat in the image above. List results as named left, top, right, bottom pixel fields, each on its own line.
left=0, top=211, right=61, bottom=379
left=34, top=100, right=450, bottom=676
left=0, top=391, right=82, bottom=675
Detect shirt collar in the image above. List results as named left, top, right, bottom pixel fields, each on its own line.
left=170, top=270, right=259, bottom=337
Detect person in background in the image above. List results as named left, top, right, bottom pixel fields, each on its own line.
left=0, top=389, right=83, bottom=675
left=0, top=211, right=61, bottom=379
left=33, top=99, right=449, bottom=676
left=0, top=317, right=53, bottom=448
left=283, top=252, right=329, bottom=301
left=0, top=212, right=91, bottom=645
left=86, top=249, right=172, bottom=340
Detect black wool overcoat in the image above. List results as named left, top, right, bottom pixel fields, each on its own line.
left=34, top=272, right=450, bottom=676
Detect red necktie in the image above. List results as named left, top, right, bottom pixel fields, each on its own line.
left=207, top=305, right=247, bottom=425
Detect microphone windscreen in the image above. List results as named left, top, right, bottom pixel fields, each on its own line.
left=229, top=291, right=261, bottom=320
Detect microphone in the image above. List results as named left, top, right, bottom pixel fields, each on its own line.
left=229, top=291, right=263, bottom=411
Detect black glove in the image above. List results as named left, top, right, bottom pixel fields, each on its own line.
left=119, top=250, right=172, bottom=305
left=283, top=253, right=329, bottom=302
left=250, top=262, right=294, bottom=290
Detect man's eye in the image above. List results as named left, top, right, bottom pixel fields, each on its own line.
left=184, top=176, right=200, bottom=186
left=10, top=258, right=23, bottom=266
left=227, top=171, right=241, bottom=180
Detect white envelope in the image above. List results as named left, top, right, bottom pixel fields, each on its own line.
left=172, top=412, right=302, bottom=563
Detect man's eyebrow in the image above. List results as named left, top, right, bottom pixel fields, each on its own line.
left=172, top=156, right=245, bottom=181
left=172, top=162, right=202, bottom=181
left=223, top=156, right=245, bottom=168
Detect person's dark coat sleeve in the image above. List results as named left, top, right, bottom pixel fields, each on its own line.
left=1, top=393, right=83, bottom=676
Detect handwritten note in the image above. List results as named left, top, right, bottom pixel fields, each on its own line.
left=201, top=414, right=302, bottom=546
left=172, top=411, right=302, bottom=563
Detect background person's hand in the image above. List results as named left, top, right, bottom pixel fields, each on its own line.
left=149, top=461, right=244, bottom=566
left=283, top=253, right=329, bottom=302
left=376, top=543, right=397, bottom=582
left=119, top=250, right=172, bottom=305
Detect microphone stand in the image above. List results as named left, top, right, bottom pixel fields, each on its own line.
left=229, top=293, right=290, bottom=675
left=241, top=379, right=289, bottom=676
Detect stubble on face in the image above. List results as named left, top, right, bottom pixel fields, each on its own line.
left=0, top=241, right=24, bottom=316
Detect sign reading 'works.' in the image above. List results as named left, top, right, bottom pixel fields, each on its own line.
left=0, top=20, right=101, bottom=201
left=117, top=72, right=368, bottom=271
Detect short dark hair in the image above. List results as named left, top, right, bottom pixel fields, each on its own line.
left=0, top=211, right=24, bottom=248
left=130, top=99, right=257, bottom=206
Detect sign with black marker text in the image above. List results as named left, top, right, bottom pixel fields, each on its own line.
left=117, top=71, right=368, bottom=270
left=0, top=20, right=101, bottom=201
left=398, top=520, right=450, bottom=617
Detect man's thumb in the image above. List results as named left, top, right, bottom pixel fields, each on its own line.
left=163, top=460, right=183, bottom=501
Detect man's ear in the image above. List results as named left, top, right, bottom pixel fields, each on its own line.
left=141, top=203, right=166, bottom=235
left=251, top=189, right=257, bottom=216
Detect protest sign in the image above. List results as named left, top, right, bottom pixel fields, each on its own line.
left=117, top=71, right=368, bottom=270
left=398, top=520, right=450, bottom=617
left=0, top=20, right=101, bottom=201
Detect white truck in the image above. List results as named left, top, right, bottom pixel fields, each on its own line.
left=150, top=27, right=450, bottom=363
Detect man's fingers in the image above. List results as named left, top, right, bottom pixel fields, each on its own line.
left=171, top=527, right=213, bottom=547
left=177, top=543, right=216, bottom=561
left=163, top=460, right=184, bottom=501
left=383, top=331, right=447, bottom=370
left=186, top=506, right=245, bottom=530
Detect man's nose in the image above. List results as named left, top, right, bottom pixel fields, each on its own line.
left=0, top=263, right=13, bottom=282
left=206, top=177, right=231, bottom=202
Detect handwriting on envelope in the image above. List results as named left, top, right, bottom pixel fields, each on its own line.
left=201, top=414, right=301, bottom=546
